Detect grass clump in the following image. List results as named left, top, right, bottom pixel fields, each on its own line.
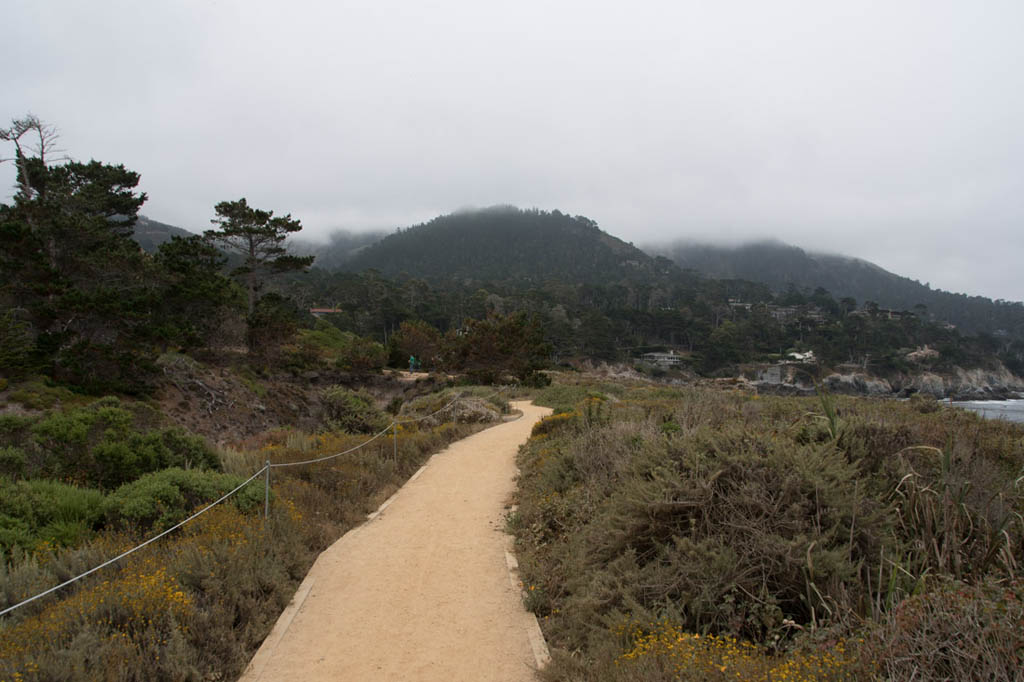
left=399, top=387, right=507, bottom=426
left=532, top=375, right=623, bottom=413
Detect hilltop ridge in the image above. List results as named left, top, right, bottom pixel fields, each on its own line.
left=340, top=206, right=675, bottom=285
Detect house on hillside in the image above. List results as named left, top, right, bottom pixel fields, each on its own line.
left=640, top=351, right=685, bottom=369
left=881, top=308, right=914, bottom=320
left=309, top=307, right=342, bottom=318
left=849, top=308, right=916, bottom=320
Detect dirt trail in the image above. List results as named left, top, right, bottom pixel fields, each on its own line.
left=240, top=401, right=552, bottom=682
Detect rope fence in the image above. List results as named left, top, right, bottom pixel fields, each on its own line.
left=0, top=385, right=513, bottom=619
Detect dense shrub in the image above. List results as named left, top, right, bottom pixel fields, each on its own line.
left=102, top=468, right=264, bottom=531
left=860, top=577, right=1024, bottom=681
left=290, top=320, right=387, bottom=373
left=0, top=311, right=35, bottom=380
left=5, top=380, right=77, bottom=411
left=52, top=340, right=158, bottom=396
left=514, top=382, right=1024, bottom=680
left=1, top=398, right=219, bottom=489
left=0, top=447, right=26, bottom=478
left=609, top=620, right=859, bottom=681
left=0, top=478, right=105, bottom=549
left=321, top=386, right=389, bottom=434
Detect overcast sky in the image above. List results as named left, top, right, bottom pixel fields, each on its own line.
left=4, top=0, right=1022, bottom=300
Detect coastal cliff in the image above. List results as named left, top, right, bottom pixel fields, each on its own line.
left=894, top=364, right=1024, bottom=400
left=822, top=364, right=1024, bottom=399
left=754, top=362, right=1024, bottom=400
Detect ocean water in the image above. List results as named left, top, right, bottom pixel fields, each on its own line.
left=952, top=399, right=1024, bottom=424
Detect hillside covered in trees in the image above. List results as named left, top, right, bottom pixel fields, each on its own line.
left=303, top=206, right=1024, bottom=345
left=284, top=207, right=1024, bottom=382
left=657, top=240, right=1024, bottom=339
left=342, top=206, right=676, bottom=285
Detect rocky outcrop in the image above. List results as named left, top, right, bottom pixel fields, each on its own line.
left=823, top=373, right=893, bottom=396
left=749, top=362, right=1024, bottom=400
left=894, top=365, right=1024, bottom=400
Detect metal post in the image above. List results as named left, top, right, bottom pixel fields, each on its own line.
left=264, top=461, right=271, bottom=519
left=393, top=422, right=398, bottom=463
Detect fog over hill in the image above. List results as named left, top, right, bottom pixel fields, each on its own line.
left=135, top=206, right=1024, bottom=340
left=337, top=206, right=676, bottom=285
left=649, top=240, right=1024, bottom=337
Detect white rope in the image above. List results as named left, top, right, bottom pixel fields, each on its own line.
left=393, top=394, right=462, bottom=425
left=270, top=389, right=489, bottom=465
left=0, top=465, right=268, bottom=619
left=268, top=424, right=393, bottom=468
left=394, top=384, right=511, bottom=424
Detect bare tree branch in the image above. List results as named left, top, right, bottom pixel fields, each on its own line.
left=0, top=114, right=68, bottom=199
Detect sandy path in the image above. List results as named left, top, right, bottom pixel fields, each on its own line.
left=240, top=401, right=552, bottom=682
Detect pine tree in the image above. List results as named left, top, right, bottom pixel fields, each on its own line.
left=205, top=198, right=314, bottom=314
left=1, top=117, right=156, bottom=391
left=153, top=236, right=241, bottom=350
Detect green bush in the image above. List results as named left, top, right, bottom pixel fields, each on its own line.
left=0, top=513, right=33, bottom=549
left=7, top=380, right=76, bottom=411
left=521, top=370, right=552, bottom=388
left=0, top=310, right=35, bottom=379
left=909, top=392, right=941, bottom=413
left=12, top=398, right=220, bottom=489
left=292, top=321, right=387, bottom=373
left=321, top=386, right=389, bottom=434
left=336, top=336, right=387, bottom=373
left=533, top=382, right=608, bottom=413
left=0, top=477, right=105, bottom=549
left=53, top=340, right=158, bottom=396
left=0, top=446, right=26, bottom=477
left=103, top=467, right=265, bottom=531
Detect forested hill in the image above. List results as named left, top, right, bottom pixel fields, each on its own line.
left=130, top=206, right=1024, bottom=341
left=341, top=206, right=676, bottom=284
left=132, top=215, right=195, bottom=252
left=656, top=241, right=1024, bottom=338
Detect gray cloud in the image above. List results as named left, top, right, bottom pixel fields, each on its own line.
left=3, top=0, right=1022, bottom=300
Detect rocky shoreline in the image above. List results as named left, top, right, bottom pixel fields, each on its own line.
left=752, top=364, right=1024, bottom=401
